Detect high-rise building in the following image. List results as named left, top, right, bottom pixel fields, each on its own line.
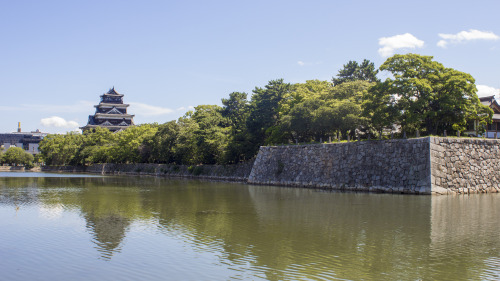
left=80, top=87, right=135, bottom=132
left=0, top=123, right=47, bottom=154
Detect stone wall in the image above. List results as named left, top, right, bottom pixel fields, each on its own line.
left=40, top=137, right=500, bottom=195
left=248, top=138, right=432, bottom=194
left=42, top=162, right=254, bottom=182
left=0, top=166, right=26, bottom=172
left=430, top=137, right=500, bottom=194
left=249, top=137, right=500, bottom=194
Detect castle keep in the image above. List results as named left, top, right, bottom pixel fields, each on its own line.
left=81, top=88, right=135, bottom=132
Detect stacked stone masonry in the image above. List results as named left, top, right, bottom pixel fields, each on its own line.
left=248, top=137, right=500, bottom=195
left=430, top=137, right=500, bottom=194
left=248, top=138, right=432, bottom=194
left=42, top=162, right=254, bottom=182
left=41, top=137, right=500, bottom=195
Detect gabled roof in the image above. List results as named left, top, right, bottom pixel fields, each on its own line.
left=106, top=107, right=123, bottom=115
left=480, top=96, right=500, bottom=114
left=101, top=87, right=124, bottom=97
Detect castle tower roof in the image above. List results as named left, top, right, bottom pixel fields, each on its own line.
left=100, top=87, right=124, bottom=97
left=80, top=87, right=134, bottom=132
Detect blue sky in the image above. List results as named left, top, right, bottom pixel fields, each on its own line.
left=1, top=0, right=499, bottom=133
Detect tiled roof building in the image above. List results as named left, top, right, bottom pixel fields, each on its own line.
left=81, top=88, right=135, bottom=132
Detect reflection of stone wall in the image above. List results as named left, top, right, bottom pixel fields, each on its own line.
left=430, top=137, right=500, bottom=194
left=248, top=138, right=432, bottom=194
left=430, top=195, right=500, bottom=246
left=429, top=194, right=500, bottom=279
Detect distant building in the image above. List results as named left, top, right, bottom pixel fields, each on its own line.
left=465, top=96, right=500, bottom=138
left=80, top=87, right=135, bottom=132
left=481, top=96, right=500, bottom=138
left=0, top=123, right=48, bottom=154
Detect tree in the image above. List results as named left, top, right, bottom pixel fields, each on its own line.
left=38, top=132, right=83, bottom=165
left=74, top=127, right=115, bottom=165
left=371, top=53, right=492, bottom=135
left=246, top=79, right=292, bottom=148
left=328, top=80, right=374, bottom=102
left=108, top=124, right=158, bottom=164
left=275, top=80, right=372, bottom=142
left=363, top=81, right=400, bottom=136
left=148, top=121, right=180, bottom=163
left=191, top=105, right=231, bottom=164
left=287, top=99, right=326, bottom=141
left=285, top=80, right=332, bottom=111
left=221, top=92, right=250, bottom=129
left=332, top=59, right=379, bottom=86
left=173, top=112, right=200, bottom=165
left=3, top=147, right=34, bottom=166
left=221, top=92, right=254, bottom=163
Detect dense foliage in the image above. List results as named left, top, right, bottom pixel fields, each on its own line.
left=1, top=147, right=35, bottom=167
left=39, top=54, right=492, bottom=166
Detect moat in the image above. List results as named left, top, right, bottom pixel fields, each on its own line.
left=1, top=172, right=499, bottom=280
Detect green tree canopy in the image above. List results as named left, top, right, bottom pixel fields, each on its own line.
left=108, top=124, right=158, bottom=164
left=365, top=53, right=492, bottom=135
left=39, top=132, right=83, bottom=165
left=190, top=105, right=231, bottom=164
left=148, top=121, right=180, bottom=164
left=332, top=59, right=379, bottom=86
left=221, top=92, right=250, bottom=130
left=246, top=79, right=292, bottom=148
left=221, top=91, right=254, bottom=163
left=2, top=147, right=34, bottom=166
left=74, top=127, right=115, bottom=165
left=173, top=113, right=200, bottom=165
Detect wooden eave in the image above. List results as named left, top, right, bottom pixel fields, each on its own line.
left=80, top=124, right=132, bottom=131
left=95, top=103, right=129, bottom=108
left=100, top=94, right=124, bottom=97
left=94, top=113, right=134, bottom=119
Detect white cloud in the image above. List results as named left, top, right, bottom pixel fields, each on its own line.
left=129, top=102, right=174, bottom=116
left=477, top=85, right=500, bottom=98
left=437, top=29, right=499, bottom=48
left=176, top=106, right=196, bottom=111
left=296, top=60, right=322, bottom=66
left=378, top=33, right=425, bottom=57
left=40, top=116, right=79, bottom=128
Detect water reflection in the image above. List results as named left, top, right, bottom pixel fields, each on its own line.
left=0, top=174, right=499, bottom=280
left=429, top=195, right=500, bottom=280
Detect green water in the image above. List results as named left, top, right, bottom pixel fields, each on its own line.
left=0, top=172, right=499, bottom=280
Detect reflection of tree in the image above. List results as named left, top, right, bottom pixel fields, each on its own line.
left=0, top=177, right=41, bottom=206
left=84, top=213, right=130, bottom=259
left=2, top=175, right=500, bottom=280
left=72, top=178, right=151, bottom=260
left=146, top=183, right=433, bottom=280
left=1, top=176, right=152, bottom=260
